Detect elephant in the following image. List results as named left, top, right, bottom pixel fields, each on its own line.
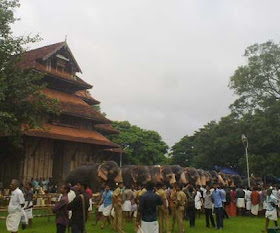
left=121, top=165, right=152, bottom=187
left=197, top=169, right=207, bottom=186
left=231, top=175, right=242, bottom=187
left=242, top=176, right=263, bottom=187
left=161, top=166, right=177, bottom=185
left=204, top=171, right=213, bottom=186
left=66, top=161, right=122, bottom=192
left=169, top=165, right=187, bottom=184
left=147, top=165, right=164, bottom=184
left=184, top=167, right=202, bottom=186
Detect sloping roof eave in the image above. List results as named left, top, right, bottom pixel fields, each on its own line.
left=22, top=124, right=119, bottom=148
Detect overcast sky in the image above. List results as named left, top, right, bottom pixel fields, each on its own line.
left=13, top=0, right=280, bottom=146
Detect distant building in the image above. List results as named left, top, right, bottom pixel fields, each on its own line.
left=0, top=42, right=121, bottom=187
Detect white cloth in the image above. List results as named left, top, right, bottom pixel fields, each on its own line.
left=246, top=200, right=251, bottom=211
left=265, top=209, right=277, bottom=221
left=8, top=188, right=25, bottom=213
left=245, top=190, right=252, bottom=210
left=251, top=204, right=259, bottom=216
left=139, top=220, right=159, bottom=233
left=111, top=208, right=115, bottom=218
left=68, top=190, right=76, bottom=219
left=6, top=211, right=22, bottom=232
left=131, top=203, right=137, bottom=218
left=98, top=204, right=104, bottom=212
left=88, top=198, right=93, bottom=211
left=25, top=208, right=33, bottom=219
left=24, top=201, right=33, bottom=219
left=68, top=190, right=76, bottom=202
left=236, top=198, right=245, bottom=208
left=103, top=204, right=112, bottom=216
left=123, top=200, right=132, bottom=212
left=195, top=191, right=202, bottom=210
left=21, top=209, right=28, bottom=224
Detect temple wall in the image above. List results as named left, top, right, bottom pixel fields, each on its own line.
left=22, top=137, right=54, bottom=182
left=0, top=137, right=108, bottom=188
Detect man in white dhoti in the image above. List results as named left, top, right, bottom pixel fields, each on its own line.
left=236, top=186, right=245, bottom=216
left=6, top=179, right=25, bottom=233
left=23, top=182, right=34, bottom=228
left=262, top=189, right=278, bottom=232
left=244, top=187, right=252, bottom=216
left=123, top=185, right=133, bottom=223
left=99, top=185, right=113, bottom=230
left=250, top=187, right=260, bottom=216
left=137, top=182, right=162, bottom=233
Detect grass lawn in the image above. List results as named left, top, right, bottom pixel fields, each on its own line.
left=0, top=213, right=273, bottom=233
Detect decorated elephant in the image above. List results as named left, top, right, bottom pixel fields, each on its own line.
left=161, top=166, right=177, bottom=185
left=204, top=171, right=213, bottom=186
left=197, top=169, right=207, bottom=186
left=121, top=165, right=152, bottom=187
left=231, top=174, right=242, bottom=187
left=66, top=161, right=122, bottom=192
left=147, top=166, right=164, bottom=184
left=170, top=165, right=187, bottom=184
left=184, top=167, right=202, bottom=186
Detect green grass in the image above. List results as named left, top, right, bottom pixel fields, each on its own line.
left=0, top=213, right=273, bottom=233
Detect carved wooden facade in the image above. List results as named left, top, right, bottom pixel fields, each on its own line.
left=0, top=42, right=120, bottom=187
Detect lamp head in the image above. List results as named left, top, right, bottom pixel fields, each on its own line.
left=242, top=134, right=247, bottom=143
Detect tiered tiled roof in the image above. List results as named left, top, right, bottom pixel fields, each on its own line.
left=19, top=42, right=81, bottom=72
left=18, top=42, right=119, bottom=149
left=74, top=90, right=100, bottom=105
left=43, top=89, right=110, bottom=123
left=23, top=124, right=119, bottom=148
left=19, top=42, right=92, bottom=88
left=95, top=124, right=119, bottom=134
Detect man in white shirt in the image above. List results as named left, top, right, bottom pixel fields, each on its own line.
left=6, top=179, right=25, bottom=233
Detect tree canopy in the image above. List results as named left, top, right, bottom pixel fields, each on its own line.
left=171, top=41, right=280, bottom=178
left=229, top=41, right=280, bottom=114
left=108, top=121, right=169, bottom=165
left=0, top=0, right=58, bottom=142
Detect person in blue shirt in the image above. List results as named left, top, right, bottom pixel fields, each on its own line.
left=99, top=185, right=113, bottom=230
left=212, top=183, right=224, bottom=230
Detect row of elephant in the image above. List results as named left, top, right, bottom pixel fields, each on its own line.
left=66, top=161, right=262, bottom=192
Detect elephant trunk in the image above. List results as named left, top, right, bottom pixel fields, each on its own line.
left=180, top=172, right=187, bottom=184
left=114, top=170, right=123, bottom=183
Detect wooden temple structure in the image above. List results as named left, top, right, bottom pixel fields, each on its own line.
left=0, top=42, right=121, bottom=187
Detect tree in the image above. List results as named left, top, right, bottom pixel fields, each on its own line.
left=171, top=41, right=280, bottom=177
left=169, top=135, right=194, bottom=167
left=0, top=0, right=58, bottom=142
left=229, top=41, right=280, bottom=114
left=108, top=121, right=169, bottom=165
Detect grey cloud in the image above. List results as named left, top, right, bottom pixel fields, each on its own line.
left=13, top=0, right=280, bottom=145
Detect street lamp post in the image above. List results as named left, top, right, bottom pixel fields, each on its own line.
left=242, top=134, right=250, bottom=187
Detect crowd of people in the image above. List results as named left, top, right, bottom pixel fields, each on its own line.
left=29, top=177, right=57, bottom=194
left=4, top=178, right=280, bottom=233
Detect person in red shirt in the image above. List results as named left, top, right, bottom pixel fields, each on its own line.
left=86, top=187, right=93, bottom=216
left=226, top=187, right=237, bottom=217
left=251, top=187, right=260, bottom=216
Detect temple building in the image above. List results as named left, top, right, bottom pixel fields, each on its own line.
left=0, top=42, right=121, bottom=187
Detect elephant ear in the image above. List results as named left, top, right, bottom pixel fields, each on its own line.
left=131, top=166, right=139, bottom=183
left=98, top=164, right=108, bottom=181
